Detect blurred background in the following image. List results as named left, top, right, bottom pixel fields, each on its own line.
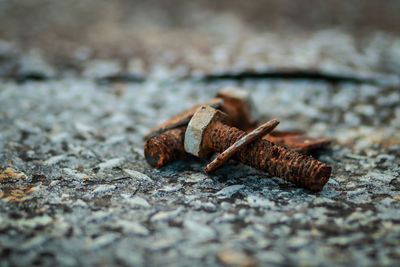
left=1, top=0, right=400, bottom=79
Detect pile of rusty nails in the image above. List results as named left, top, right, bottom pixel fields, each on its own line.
left=144, top=87, right=332, bottom=192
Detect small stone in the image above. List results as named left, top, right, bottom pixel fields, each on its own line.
left=116, top=220, right=149, bottom=236
left=43, top=155, right=67, bottom=165
left=73, top=199, right=88, bottom=208
left=48, top=180, right=59, bottom=187
left=247, top=195, right=275, bottom=208
left=98, top=158, right=124, bottom=170
left=287, top=236, right=310, bottom=248
left=124, top=196, right=150, bottom=208
left=158, top=184, right=182, bottom=193
left=74, top=121, right=95, bottom=138
left=62, top=168, right=91, bottom=180
left=88, top=233, right=118, bottom=250
left=217, top=249, right=258, bottom=267
left=185, top=173, right=208, bottom=183
left=375, top=154, right=396, bottom=165
left=90, top=184, right=116, bottom=197
left=216, top=184, right=244, bottom=198
left=18, top=215, right=53, bottom=229
left=313, top=197, right=335, bottom=205
left=190, top=200, right=217, bottom=211
left=184, top=220, right=215, bottom=243
left=123, top=169, right=153, bottom=182
left=151, top=208, right=183, bottom=222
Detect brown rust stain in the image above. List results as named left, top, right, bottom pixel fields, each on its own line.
left=1, top=185, right=39, bottom=203
left=0, top=167, right=27, bottom=182
left=0, top=167, right=40, bottom=202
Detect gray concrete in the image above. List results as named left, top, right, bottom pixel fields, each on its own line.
left=1, top=72, right=399, bottom=266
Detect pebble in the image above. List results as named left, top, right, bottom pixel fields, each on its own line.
left=62, top=168, right=90, bottom=180
left=88, top=233, right=119, bottom=250
left=184, top=220, right=215, bottom=243
left=19, top=236, right=48, bottom=252
left=158, top=184, right=182, bottom=193
left=185, top=173, right=208, bottom=183
left=247, top=195, right=276, bottom=208
left=17, top=215, right=53, bottom=229
left=98, top=158, right=124, bottom=170
left=216, top=184, right=244, bottom=198
left=90, top=185, right=116, bottom=197
left=123, top=169, right=153, bottom=182
left=124, top=196, right=150, bottom=208
left=190, top=200, right=217, bottom=212
left=43, top=154, right=67, bottom=165
left=115, top=221, right=149, bottom=236
left=217, top=249, right=258, bottom=267
left=151, top=208, right=184, bottom=222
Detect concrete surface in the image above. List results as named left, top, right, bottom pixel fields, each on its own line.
left=1, top=71, right=399, bottom=266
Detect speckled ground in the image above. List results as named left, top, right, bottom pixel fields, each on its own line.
left=1, top=1, right=400, bottom=266
left=1, top=70, right=399, bottom=266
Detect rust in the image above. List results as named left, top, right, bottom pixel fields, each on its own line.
left=216, top=87, right=258, bottom=130
left=144, top=126, right=187, bottom=168
left=204, top=119, right=279, bottom=174
left=144, top=88, right=330, bottom=171
left=191, top=107, right=331, bottom=192
left=264, top=131, right=330, bottom=152
left=144, top=98, right=223, bottom=140
left=144, top=88, right=259, bottom=168
left=145, top=127, right=330, bottom=170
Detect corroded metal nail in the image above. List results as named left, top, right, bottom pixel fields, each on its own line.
left=145, top=126, right=330, bottom=169
left=204, top=119, right=279, bottom=174
left=144, top=126, right=187, bottom=168
left=184, top=106, right=331, bottom=191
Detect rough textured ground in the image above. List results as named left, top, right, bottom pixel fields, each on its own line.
left=1, top=72, right=400, bottom=266
left=1, top=1, right=400, bottom=266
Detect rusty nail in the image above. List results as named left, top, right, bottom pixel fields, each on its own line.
left=144, top=126, right=187, bottom=168
left=144, top=126, right=330, bottom=169
left=184, top=106, right=331, bottom=192
left=204, top=118, right=279, bottom=174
